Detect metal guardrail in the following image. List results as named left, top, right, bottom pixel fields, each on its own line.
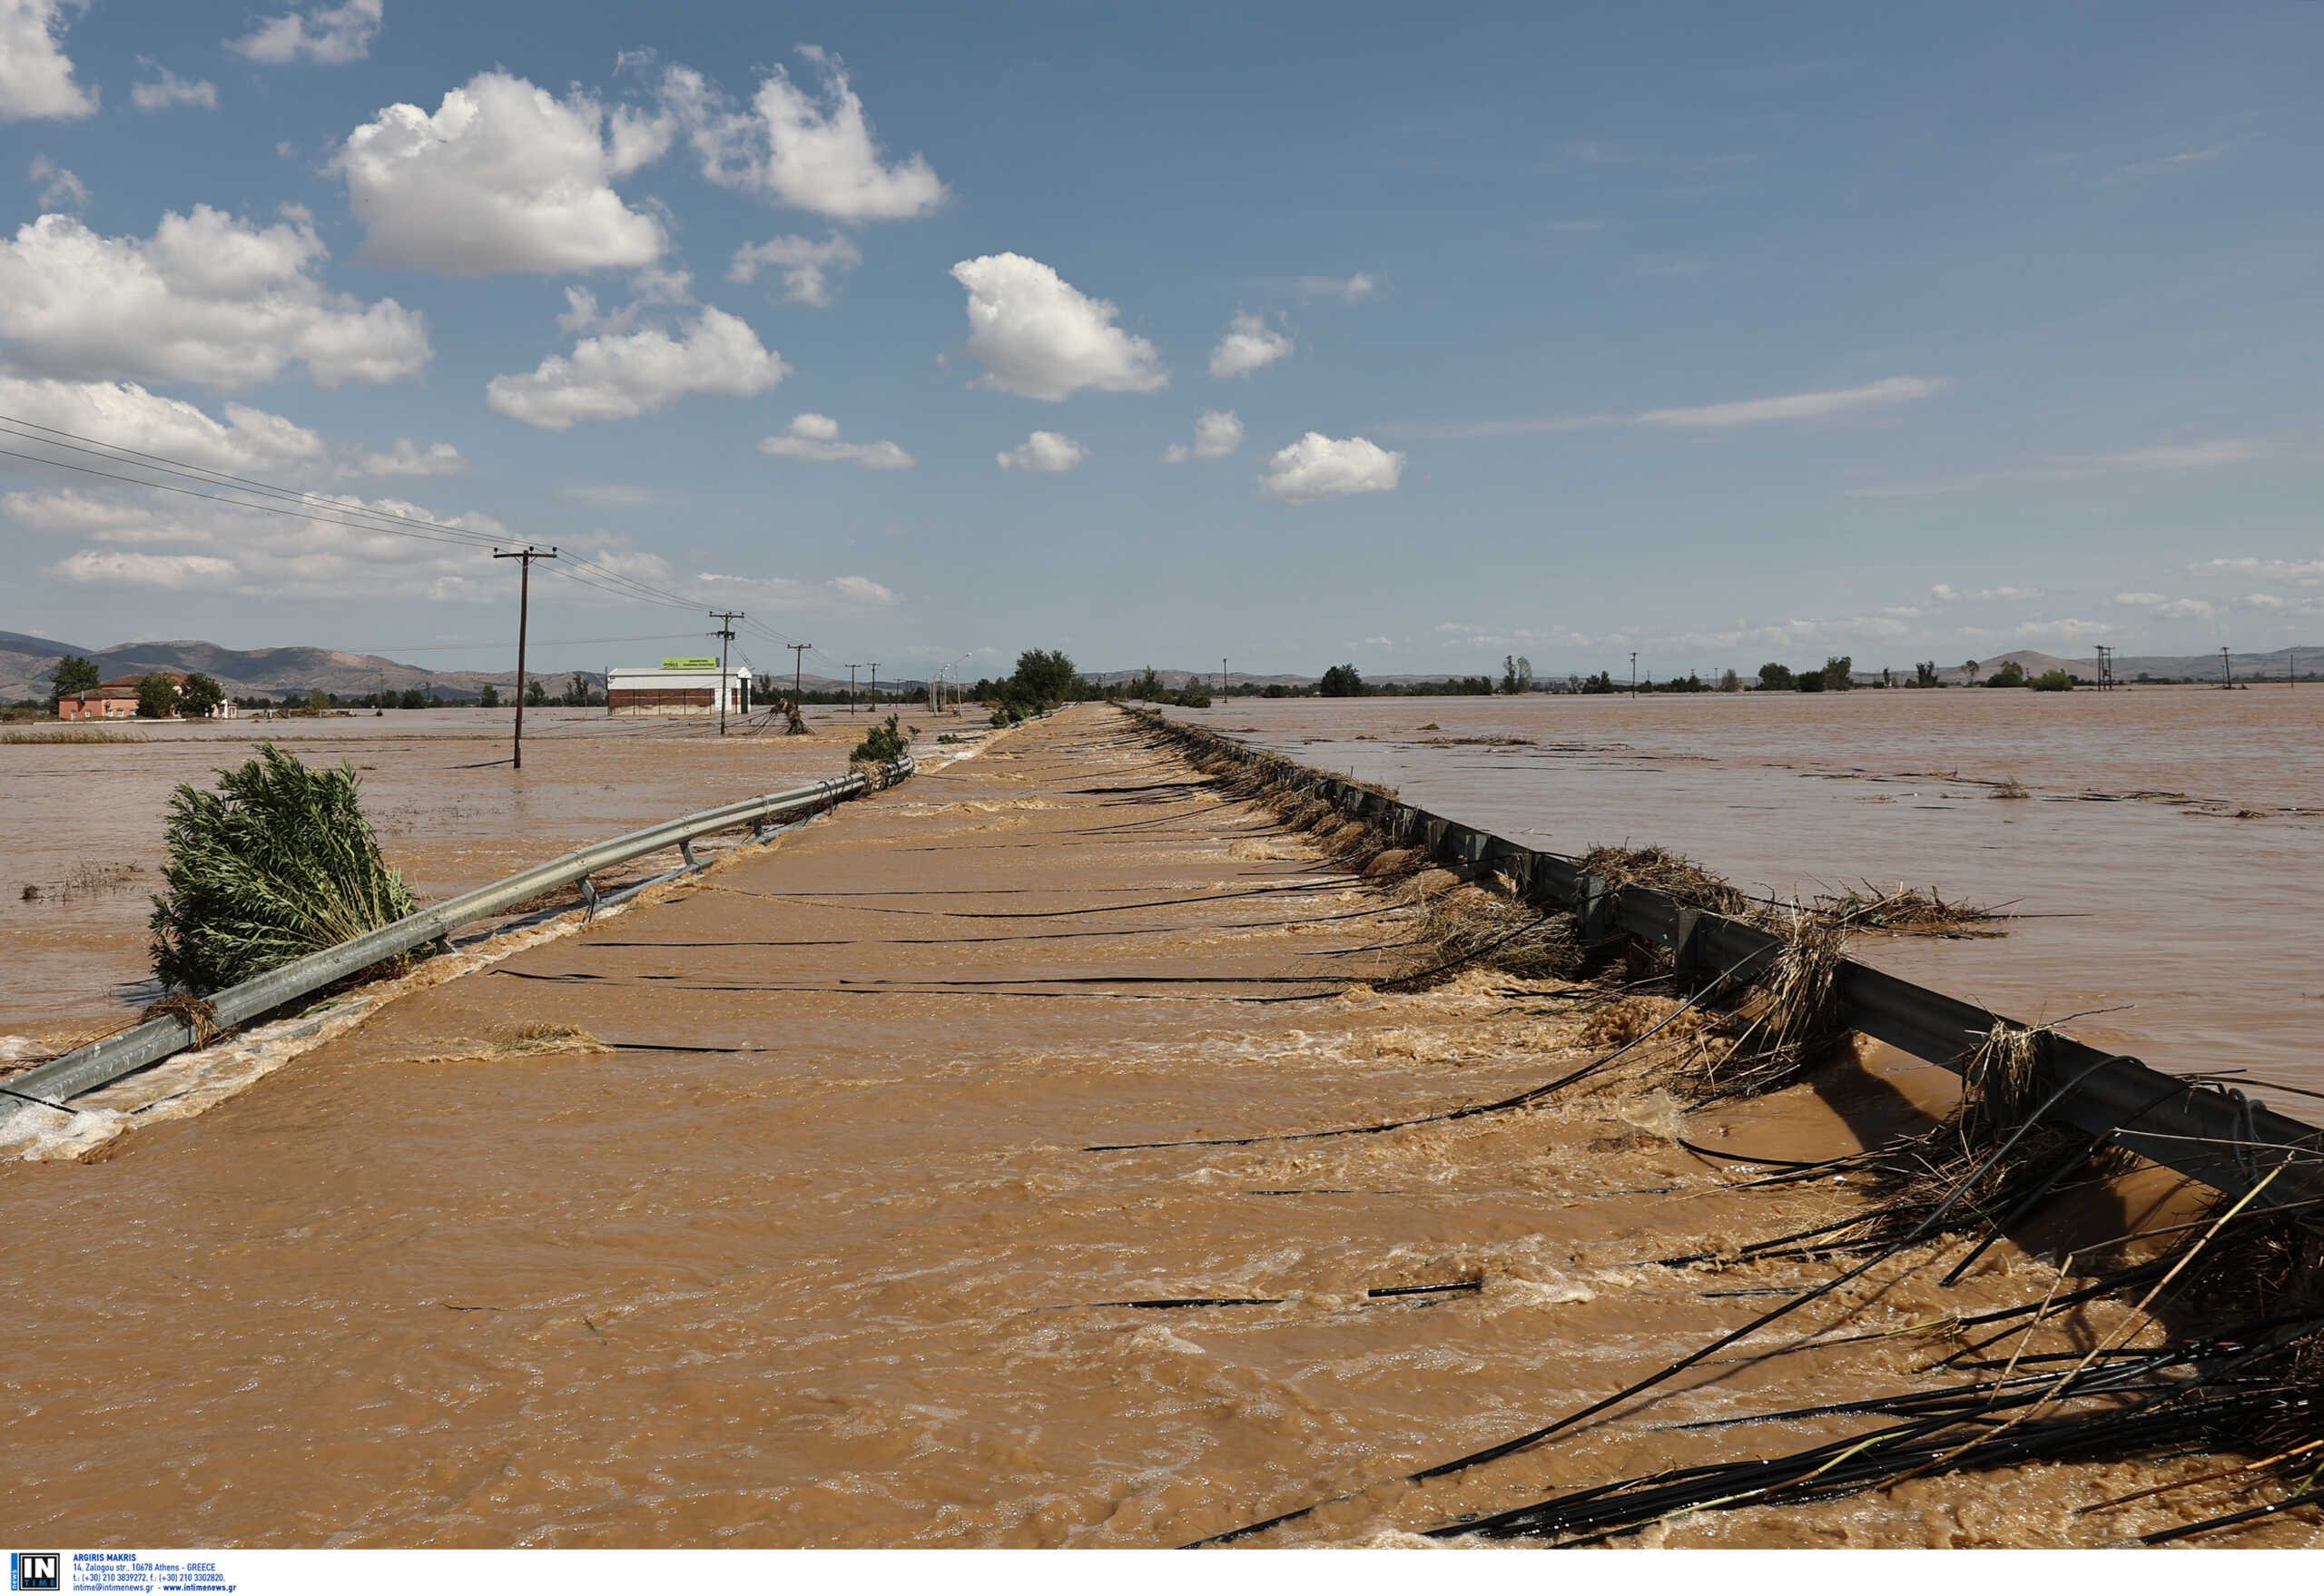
left=2, top=756, right=913, bottom=1124
left=1134, top=708, right=2324, bottom=1213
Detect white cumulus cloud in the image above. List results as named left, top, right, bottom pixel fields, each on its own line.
left=950, top=253, right=1166, bottom=401
left=335, top=72, right=670, bottom=276
left=131, top=63, right=217, bottom=112
left=486, top=306, right=784, bottom=430
left=0, top=207, right=428, bottom=388
left=997, top=430, right=1088, bottom=474
left=759, top=411, right=912, bottom=469
left=0, top=376, right=325, bottom=473
left=0, top=0, right=97, bottom=121
left=665, top=49, right=943, bottom=221
left=728, top=232, right=861, bottom=307
left=1257, top=433, right=1404, bottom=503
left=1208, top=313, right=1293, bottom=379
left=1163, top=409, right=1243, bottom=463
left=230, top=0, right=382, bottom=66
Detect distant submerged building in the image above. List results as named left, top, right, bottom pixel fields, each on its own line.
left=606, top=658, right=751, bottom=716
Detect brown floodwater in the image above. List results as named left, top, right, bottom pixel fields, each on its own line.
left=0, top=706, right=930, bottom=1053
left=1171, top=687, right=2324, bottom=1098
left=4, top=707, right=2313, bottom=1548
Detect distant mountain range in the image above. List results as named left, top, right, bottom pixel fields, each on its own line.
left=4, top=633, right=2317, bottom=704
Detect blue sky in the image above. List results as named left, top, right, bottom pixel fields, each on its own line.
left=3, top=0, right=2320, bottom=683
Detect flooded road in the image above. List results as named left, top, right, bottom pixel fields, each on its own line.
left=4, top=707, right=2309, bottom=1548
left=1176, top=687, right=2324, bottom=1097
left=0, top=707, right=915, bottom=1053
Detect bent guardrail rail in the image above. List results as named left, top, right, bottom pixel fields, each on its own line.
left=2, top=755, right=913, bottom=1122
left=1130, top=707, right=2324, bottom=1214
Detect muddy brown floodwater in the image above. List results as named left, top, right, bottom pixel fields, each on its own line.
left=1175, top=687, right=2324, bottom=1098
left=4, top=706, right=2315, bottom=1548
left=0, top=707, right=907, bottom=1054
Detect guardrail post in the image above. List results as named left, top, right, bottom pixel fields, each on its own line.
left=1670, top=905, right=1703, bottom=977
left=1578, top=873, right=1610, bottom=941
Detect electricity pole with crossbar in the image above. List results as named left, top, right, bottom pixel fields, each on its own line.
left=492, top=545, right=556, bottom=770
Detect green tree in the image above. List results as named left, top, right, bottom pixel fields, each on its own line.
left=1009, top=648, right=1079, bottom=706
left=304, top=687, right=331, bottom=714
left=1318, top=663, right=1365, bottom=696
left=525, top=678, right=549, bottom=708
left=478, top=683, right=501, bottom=708
left=1499, top=654, right=1532, bottom=695
left=136, top=674, right=180, bottom=718
left=48, top=654, right=99, bottom=710
left=2030, top=669, right=2075, bottom=692
left=1758, top=662, right=1796, bottom=691
left=1820, top=655, right=1855, bottom=691
left=178, top=672, right=225, bottom=718
left=1579, top=670, right=1618, bottom=695
left=1984, top=660, right=2028, bottom=688
left=1963, top=659, right=1981, bottom=683
left=1718, top=669, right=1740, bottom=694
left=1915, top=661, right=1941, bottom=688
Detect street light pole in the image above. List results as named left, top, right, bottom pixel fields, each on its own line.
left=1630, top=651, right=1638, bottom=698
left=491, top=545, right=556, bottom=770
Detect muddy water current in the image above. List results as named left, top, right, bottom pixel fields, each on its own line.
left=5, top=707, right=2315, bottom=1548
left=1177, top=688, right=2324, bottom=1098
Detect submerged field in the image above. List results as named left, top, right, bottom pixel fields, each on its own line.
left=3, top=707, right=2317, bottom=1548
left=0, top=704, right=948, bottom=1055
left=1177, top=685, right=2324, bottom=1097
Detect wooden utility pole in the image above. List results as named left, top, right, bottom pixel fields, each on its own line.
left=2221, top=646, right=2233, bottom=689
left=709, top=611, right=743, bottom=735
left=788, top=642, right=811, bottom=707
left=844, top=664, right=862, bottom=714
left=492, top=545, right=556, bottom=770
left=868, top=663, right=878, bottom=710
left=1630, top=651, right=1638, bottom=697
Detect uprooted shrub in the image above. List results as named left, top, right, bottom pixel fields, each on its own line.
left=148, top=744, right=417, bottom=995
left=851, top=714, right=911, bottom=765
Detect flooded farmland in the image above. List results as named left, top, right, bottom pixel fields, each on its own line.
left=3, top=702, right=2319, bottom=1549
left=1176, top=685, right=2324, bottom=1096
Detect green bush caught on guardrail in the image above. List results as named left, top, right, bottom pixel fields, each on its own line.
left=149, top=744, right=418, bottom=995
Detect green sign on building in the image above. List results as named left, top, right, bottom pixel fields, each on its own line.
left=661, top=657, right=721, bottom=670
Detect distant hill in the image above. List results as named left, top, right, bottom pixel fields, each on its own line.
left=0, top=628, right=91, bottom=658
left=0, top=636, right=606, bottom=704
